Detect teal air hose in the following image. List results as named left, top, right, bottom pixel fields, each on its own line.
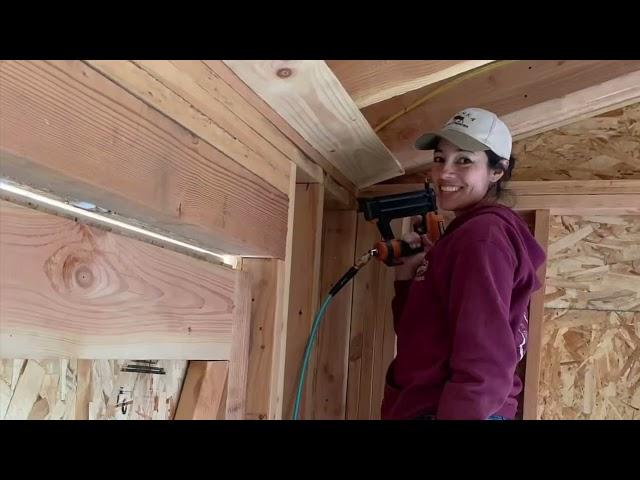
left=291, top=294, right=333, bottom=420
left=292, top=250, right=375, bottom=420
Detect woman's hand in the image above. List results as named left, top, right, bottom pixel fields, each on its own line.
left=394, top=216, right=434, bottom=281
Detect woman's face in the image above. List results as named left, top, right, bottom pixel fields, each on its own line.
left=429, top=138, right=504, bottom=213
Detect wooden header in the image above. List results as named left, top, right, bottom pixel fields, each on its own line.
left=0, top=200, right=241, bottom=359
left=0, top=60, right=288, bottom=258
left=358, top=180, right=640, bottom=215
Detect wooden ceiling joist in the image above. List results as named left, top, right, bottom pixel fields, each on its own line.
left=365, top=60, right=640, bottom=172
left=326, top=60, right=495, bottom=108
left=0, top=60, right=288, bottom=258
left=86, top=60, right=296, bottom=195
left=88, top=60, right=356, bottom=206
left=223, top=60, right=405, bottom=189
left=204, top=60, right=357, bottom=202
left=504, top=69, right=640, bottom=141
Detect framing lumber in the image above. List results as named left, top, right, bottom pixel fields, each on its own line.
left=313, top=209, right=358, bottom=419
left=505, top=70, right=640, bottom=141
left=367, top=60, right=640, bottom=172
left=174, top=361, right=229, bottom=420
left=204, top=60, right=356, bottom=201
left=204, top=61, right=356, bottom=204
left=242, top=258, right=280, bottom=420
left=0, top=179, right=234, bottom=268
left=358, top=181, right=640, bottom=215
left=368, top=179, right=640, bottom=196
left=523, top=210, right=551, bottom=420
left=347, top=216, right=399, bottom=419
left=266, top=165, right=297, bottom=419
left=0, top=60, right=288, bottom=258
left=281, top=182, right=325, bottom=419
left=223, top=60, right=405, bottom=189
left=500, top=180, right=640, bottom=196
left=87, top=60, right=300, bottom=194
left=226, top=271, right=252, bottom=419
left=327, top=60, right=494, bottom=108
left=0, top=200, right=237, bottom=359
left=513, top=194, right=640, bottom=215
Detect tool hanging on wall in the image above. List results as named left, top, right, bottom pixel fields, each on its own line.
left=120, top=360, right=166, bottom=375
left=291, top=183, right=445, bottom=419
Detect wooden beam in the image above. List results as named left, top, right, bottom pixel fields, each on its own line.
left=266, top=165, right=297, bottom=419
left=358, top=181, right=640, bottom=215
left=90, top=60, right=326, bottom=194
left=504, top=180, right=640, bottom=196
left=174, top=361, right=229, bottom=420
left=505, top=70, right=640, bottom=141
left=0, top=60, right=288, bottom=258
left=513, top=194, right=640, bottom=215
left=324, top=173, right=355, bottom=210
left=85, top=60, right=293, bottom=195
left=347, top=215, right=398, bottom=419
left=0, top=180, right=234, bottom=268
left=226, top=271, right=252, bottom=419
left=367, top=179, right=640, bottom=196
left=0, top=200, right=237, bottom=359
left=281, top=182, right=325, bottom=419
left=366, top=60, right=640, bottom=171
left=223, top=60, right=405, bottom=188
left=206, top=60, right=357, bottom=202
left=523, top=210, right=550, bottom=420
left=242, top=258, right=280, bottom=420
left=313, top=209, right=358, bottom=419
left=327, top=60, right=494, bottom=108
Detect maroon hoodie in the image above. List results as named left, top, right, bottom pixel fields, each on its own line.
left=381, top=203, right=546, bottom=420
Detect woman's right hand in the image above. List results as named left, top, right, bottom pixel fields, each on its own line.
left=394, top=216, right=434, bottom=281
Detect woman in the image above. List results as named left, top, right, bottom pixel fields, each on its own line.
left=381, top=108, right=546, bottom=420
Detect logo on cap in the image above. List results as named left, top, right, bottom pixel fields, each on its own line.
left=447, top=111, right=476, bottom=129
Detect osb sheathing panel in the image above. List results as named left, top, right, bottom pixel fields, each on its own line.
left=0, top=360, right=77, bottom=420
left=540, top=215, right=640, bottom=420
left=545, top=215, right=640, bottom=311
left=84, top=360, right=187, bottom=420
left=513, top=103, right=640, bottom=181
left=539, top=310, right=640, bottom=420
left=0, top=359, right=186, bottom=420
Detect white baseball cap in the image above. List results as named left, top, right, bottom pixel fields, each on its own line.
left=415, top=107, right=512, bottom=159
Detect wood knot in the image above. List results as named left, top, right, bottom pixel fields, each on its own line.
left=61, top=253, right=96, bottom=292
left=349, top=333, right=363, bottom=361
left=277, top=67, right=292, bottom=79
left=75, top=266, right=94, bottom=288
left=44, top=231, right=113, bottom=299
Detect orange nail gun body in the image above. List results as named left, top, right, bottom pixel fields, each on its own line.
left=357, top=183, right=445, bottom=266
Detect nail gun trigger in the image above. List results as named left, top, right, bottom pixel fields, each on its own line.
left=414, top=215, right=428, bottom=235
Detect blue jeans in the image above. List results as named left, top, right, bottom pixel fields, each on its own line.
left=415, top=414, right=507, bottom=420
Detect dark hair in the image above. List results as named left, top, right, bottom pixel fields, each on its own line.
left=485, top=150, right=516, bottom=200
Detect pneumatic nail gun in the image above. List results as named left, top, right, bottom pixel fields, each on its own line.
left=357, top=183, right=446, bottom=266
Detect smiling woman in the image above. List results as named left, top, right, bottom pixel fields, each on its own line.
left=430, top=141, right=517, bottom=213
left=382, top=108, right=546, bottom=420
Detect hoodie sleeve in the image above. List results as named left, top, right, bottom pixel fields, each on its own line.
left=391, top=280, right=412, bottom=335
left=437, top=238, right=518, bottom=420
